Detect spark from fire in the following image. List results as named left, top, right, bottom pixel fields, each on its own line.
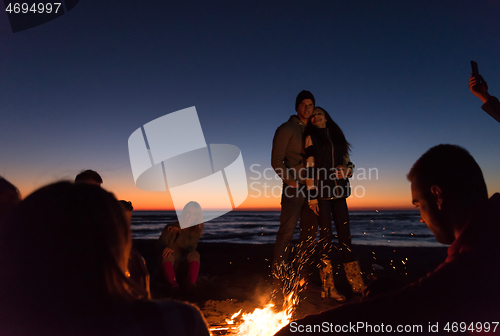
left=219, top=239, right=318, bottom=335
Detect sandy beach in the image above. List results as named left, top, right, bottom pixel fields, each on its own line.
left=133, top=239, right=448, bottom=330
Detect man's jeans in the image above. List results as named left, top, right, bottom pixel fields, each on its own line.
left=273, top=183, right=317, bottom=274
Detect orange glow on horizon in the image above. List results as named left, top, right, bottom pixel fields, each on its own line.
left=14, top=177, right=417, bottom=212
left=129, top=191, right=416, bottom=211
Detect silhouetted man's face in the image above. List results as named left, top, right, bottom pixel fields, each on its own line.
left=411, top=178, right=454, bottom=245
left=296, top=99, right=314, bottom=123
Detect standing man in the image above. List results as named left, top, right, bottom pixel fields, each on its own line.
left=271, top=90, right=318, bottom=279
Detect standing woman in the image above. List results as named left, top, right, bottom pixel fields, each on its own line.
left=304, top=107, right=365, bottom=300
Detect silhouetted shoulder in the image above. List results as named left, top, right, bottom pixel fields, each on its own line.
left=481, top=95, right=500, bottom=123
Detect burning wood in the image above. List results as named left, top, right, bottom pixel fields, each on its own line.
left=207, top=240, right=316, bottom=335
left=208, top=292, right=296, bottom=336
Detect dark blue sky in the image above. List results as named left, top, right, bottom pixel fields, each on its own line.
left=1, top=0, right=499, bottom=209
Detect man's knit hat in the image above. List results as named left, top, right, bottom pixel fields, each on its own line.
left=295, top=90, right=315, bottom=111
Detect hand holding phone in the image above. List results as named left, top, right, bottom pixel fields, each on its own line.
left=470, top=60, right=483, bottom=86
left=469, top=60, right=489, bottom=103
left=471, top=60, right=479, bottom=77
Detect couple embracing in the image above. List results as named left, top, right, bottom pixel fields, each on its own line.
left=271, top=90, right=365, bottom=301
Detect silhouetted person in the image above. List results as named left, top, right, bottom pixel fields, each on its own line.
left=275, top=145, right=500, bottom=335
left=0, top=182, right=210, bottom=335
left=118, top=200, right=151, bottom=299
left=271, top=90, right=318, bottom=282
left=0, top=176, right=21, bottom=220
left=157, top=201, right=203, bottom=300
left=75, top=169, right=103, bottom=186
left=469, top=74, right=500, bottom=123
left=304, top=107, right=363, bottom=301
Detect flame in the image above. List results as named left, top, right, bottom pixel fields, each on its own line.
left=211, top=239, right=317, bottom=335
left=225, top=291, right=297, bottom=336
left=226, top=310, right=242, bottom=325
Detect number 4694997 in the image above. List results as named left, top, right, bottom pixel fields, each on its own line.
left=444, top=322, right=498, bottom=333
left=5, top=3, right=62, bottom=14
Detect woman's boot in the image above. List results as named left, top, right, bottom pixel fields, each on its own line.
left=161, top=261, right=179, bottom=288
left=343, top=260, right=366, bottom=294
left=319, top=258, right=346, bottom=302
left=187, top=260, right=200, bottom=285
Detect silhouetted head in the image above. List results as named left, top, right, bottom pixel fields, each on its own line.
left=0, top=177, right=21, bottom=219
left=75, top=169, right=103, bottom=186
left=305, top=106, right=351, bottom=159
left=0, top=182, right=145, bottom=326
left=295, top=90, right=315, bottom=123
left=408, top=144, right=488, bottom=244
left=179, top=201, right=203, bottom=228
left=118, top=200, right=133, bottom=225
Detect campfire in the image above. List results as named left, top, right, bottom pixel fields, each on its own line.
left=208, top=290, right=299, bottom=335
left=207, top=242, right=312, bottom=335
left=231, top=291, right=296, bottom=335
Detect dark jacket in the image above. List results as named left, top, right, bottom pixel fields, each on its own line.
left=271, top=115, right=308, bottom=185
left=304, top=130, right=354, bottom=203
left=482, top=95, right=500, bottom=123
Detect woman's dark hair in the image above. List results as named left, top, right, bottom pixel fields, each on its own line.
left=0, top=182, right=146, bottom=325
left=304, top=107, right=351, bottom=165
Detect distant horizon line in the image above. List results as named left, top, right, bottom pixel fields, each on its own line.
left=133, top=206, right=417, bottom=212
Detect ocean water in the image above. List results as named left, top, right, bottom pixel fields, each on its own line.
left=131, top=210, right=443, bottom=248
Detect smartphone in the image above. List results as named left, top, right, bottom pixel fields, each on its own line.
left=471, top=60, right=479, bottom=77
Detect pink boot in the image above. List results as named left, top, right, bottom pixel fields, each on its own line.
left=161, top=261, right=179, bottom=288
left=187, top=260, right=200, bottom=285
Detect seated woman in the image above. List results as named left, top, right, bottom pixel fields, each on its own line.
left=157, top=201, right=203, bottom=296
left=0, top=182, right=210, bottom=336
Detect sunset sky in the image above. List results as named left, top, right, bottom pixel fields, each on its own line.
left=1, top=0, right=499, bottom=211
